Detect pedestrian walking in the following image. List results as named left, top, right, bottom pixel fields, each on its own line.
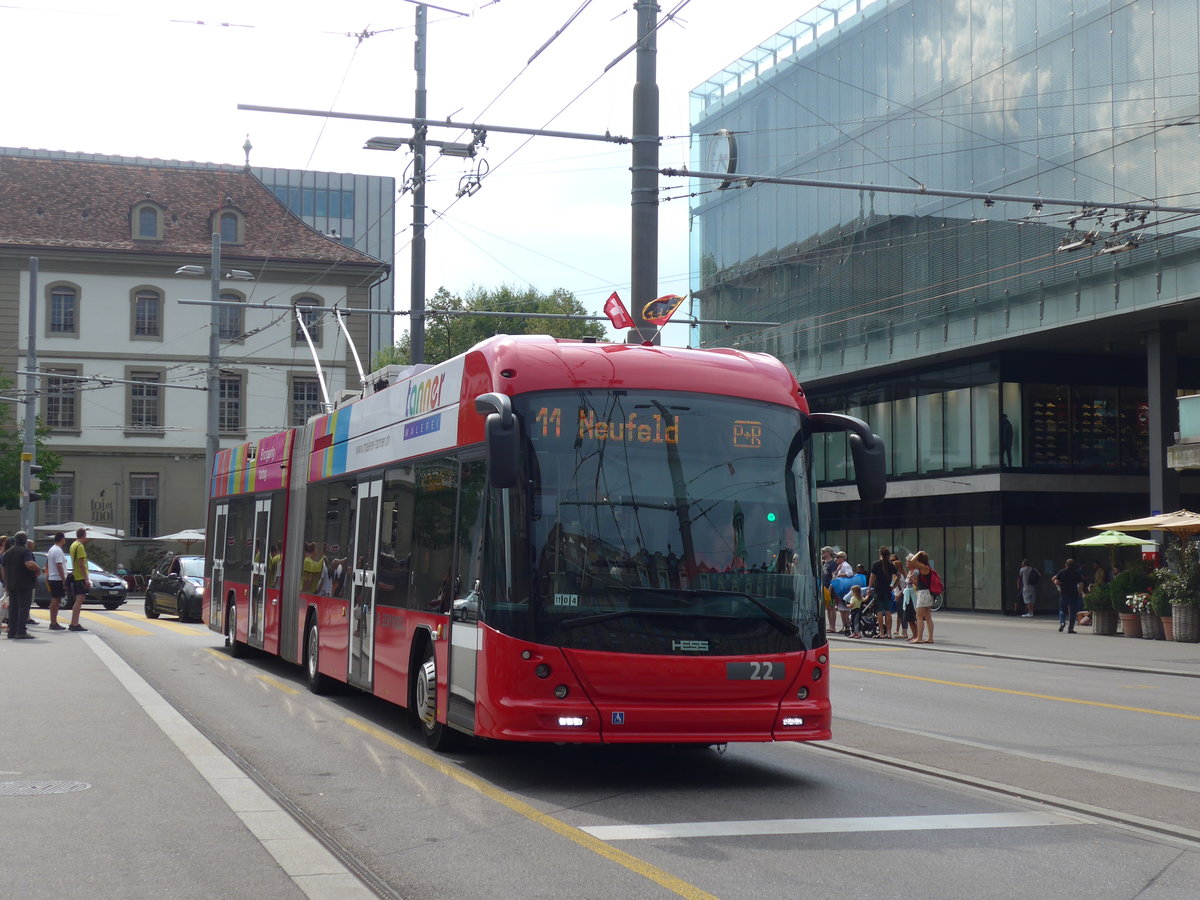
left=2, top=531, right=41, bottom=640
left=46, top=532, right=69, bottom=630
left=66, top=527, right=91, bottom=632
left=1052, top=558, right=1084, bottom=634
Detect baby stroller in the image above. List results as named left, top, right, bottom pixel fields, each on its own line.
left=857, top=590, right=879, bottom=638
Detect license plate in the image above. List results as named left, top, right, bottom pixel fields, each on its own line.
left=106, top=591, right=122, bottom=597
left=726, top=661, right=785, bottom=681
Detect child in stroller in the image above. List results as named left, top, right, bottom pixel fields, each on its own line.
left=847, top=585, right=880, bottom=639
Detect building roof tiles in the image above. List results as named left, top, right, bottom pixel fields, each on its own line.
left=0, top=155, right=385, bottom=269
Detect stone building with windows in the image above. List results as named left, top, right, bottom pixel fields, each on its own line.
left=0, top=155, right=389, bottom=552
left=689, top=0, right=1200, bottom=611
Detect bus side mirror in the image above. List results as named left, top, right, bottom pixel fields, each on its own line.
left=476, top=392, right=519, bottom=488
left=809, top=412, right=887, bottom=504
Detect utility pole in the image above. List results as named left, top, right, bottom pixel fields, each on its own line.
left=628, top=0, right=659, bottom=344
left=206, top=233, right=221, bottom=499
left=20, top=257, right=38, bottom=533
left=411, top=4, right=428, bottom=364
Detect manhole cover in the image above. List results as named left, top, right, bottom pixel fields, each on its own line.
left=0, top=780, right=91, bottom=796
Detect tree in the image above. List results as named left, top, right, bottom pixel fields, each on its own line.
left=374, top=285, right=608, bottom=368
left=0, top=378, right=61, bottom=510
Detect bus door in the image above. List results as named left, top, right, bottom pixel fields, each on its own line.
left=209, top=502, right=229, bottom=632
left=348, top=479, right=382, bottom=690
left=447, top=459, right=487, bottom=732
left=247, top=498, right=271, bottom=648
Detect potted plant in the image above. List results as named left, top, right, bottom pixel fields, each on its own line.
left=1110, top=564, right=1153, bottom=638
left=1127, top=591, right=1162, bottom=640
left=1154, top=538, right=1200, bottom=642
left=1084, top=580, right=1117, bottom=635
left=1151, top=591, right=1173, bottom=641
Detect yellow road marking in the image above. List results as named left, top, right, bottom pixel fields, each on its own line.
left=256, top=674, right=301, bottom=696
left=834, top=665, right=1200, bottom=721
left=831, top=646, right=907, bottom=652
left=81, top=614, right=154, bottom=636
left=344, top=717, right=717, bottom=900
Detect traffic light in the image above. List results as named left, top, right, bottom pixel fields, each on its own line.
left=27, top=463, right=42, bottom=504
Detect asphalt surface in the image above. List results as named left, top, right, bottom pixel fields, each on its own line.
left=2, top=604, right=1197, bottom=899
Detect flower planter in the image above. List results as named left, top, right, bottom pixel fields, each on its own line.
left=1172, top=604, right=1200, bottom=642
left=1161, top=616, right=1174, bottom=642
left=1139, top=613, right=1164, bottom=640
left=1118, top=612, right=1142, bottom=638
left=1090, top=609, right=1118, bottom=636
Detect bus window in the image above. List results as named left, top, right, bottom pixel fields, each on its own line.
left=378, top=465, right=416, bottom=608
left=411, top=457, right=458, bottom=612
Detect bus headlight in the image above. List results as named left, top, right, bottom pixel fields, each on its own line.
left=557, top=716, right=585, bottom=727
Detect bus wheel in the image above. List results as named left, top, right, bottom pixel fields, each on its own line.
left=415, top=647, right=456, bottom=751
left=226, top=605, right=247, bottom=658
left=305, top=620, right=330, bottom=694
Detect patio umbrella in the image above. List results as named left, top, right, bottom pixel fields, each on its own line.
left=1092, top=509, right=1200, bottom=538
left=32, top=522, right=124, bottom=540
left=1069, top=530, right=1157, bottom=548
left=1069, top=530, right=1158, bottom=574
left=152, top=529, right=207, bottom=551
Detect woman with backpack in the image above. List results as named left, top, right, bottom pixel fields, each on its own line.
left=907, top=551, right=936, bottom=644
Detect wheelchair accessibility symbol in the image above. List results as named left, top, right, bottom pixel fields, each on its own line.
left=611, top=712, right=625, bottom=725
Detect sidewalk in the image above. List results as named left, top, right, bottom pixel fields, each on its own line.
left=0, top=619, right=370, bottom=899
left=830, top=609, right=1200, bottom=678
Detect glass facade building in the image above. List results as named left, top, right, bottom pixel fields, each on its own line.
left=690, top=0, right=1200, bottom=611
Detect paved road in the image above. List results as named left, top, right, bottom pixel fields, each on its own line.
left=3, top=606, right=1198, bottom=899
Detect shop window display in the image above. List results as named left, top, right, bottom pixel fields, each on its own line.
left=1027, top=385, right=1070, bottom=468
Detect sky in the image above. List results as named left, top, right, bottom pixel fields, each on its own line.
left=2, top=0, right=815, bottom=343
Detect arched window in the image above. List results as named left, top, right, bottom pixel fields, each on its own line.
left=293, top=296, right=322, bottom=346
left=218, top=291, right=245, bottom=342
left=131, top=287, right=163, bottom=339
left=132, top=202, right=164, bottom=240
left=46, top=282, right=80, bottom=336
left=216, top=208, right=244, bottom=245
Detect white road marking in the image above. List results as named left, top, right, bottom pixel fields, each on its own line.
left=581, top=811, right=1088, bottom=841
left=83, top=635, right=374, bottom=899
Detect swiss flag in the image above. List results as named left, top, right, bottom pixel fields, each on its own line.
left=603, top=292, right=634, bottom=329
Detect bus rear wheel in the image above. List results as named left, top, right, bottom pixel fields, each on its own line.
left=305, top=620, right=330, bottom=694
left=414, top=646, right=457, bottom=751
left=226, top=604, right=247, bottom=658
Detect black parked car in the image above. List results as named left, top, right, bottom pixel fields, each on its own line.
left=33, top=552, right=128, bottom=610
left=145, top=554, right=205, bottom=621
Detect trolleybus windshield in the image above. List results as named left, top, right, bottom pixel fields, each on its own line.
left=498, top=390, right=823, bottom=654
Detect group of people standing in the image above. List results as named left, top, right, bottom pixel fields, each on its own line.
left=1, top=528, right=93, bottom=639
left=821, top=545, right=938, bottom=644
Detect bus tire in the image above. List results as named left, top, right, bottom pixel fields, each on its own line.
left=415, top=645, right=457, bottom=751
left=226, top=603, right=248, bottom=658
left=305, top=619, right=331, bottom=694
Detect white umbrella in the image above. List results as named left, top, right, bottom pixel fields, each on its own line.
left=153, top=529, right=207, bottom=551
left=33, top=522, right=124, bottom=540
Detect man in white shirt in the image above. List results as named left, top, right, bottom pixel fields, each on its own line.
left=46, top=531, right=69, bottom=631
left=834, top=550, right=854, bottom=579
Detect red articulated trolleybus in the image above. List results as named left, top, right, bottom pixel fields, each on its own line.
left=206, top=334, right=885, bottom=749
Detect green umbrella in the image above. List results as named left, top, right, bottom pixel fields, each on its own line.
left=1068, top=530, right=1158, bottom=548
left=1068, top=530, right=1158, bottom=574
